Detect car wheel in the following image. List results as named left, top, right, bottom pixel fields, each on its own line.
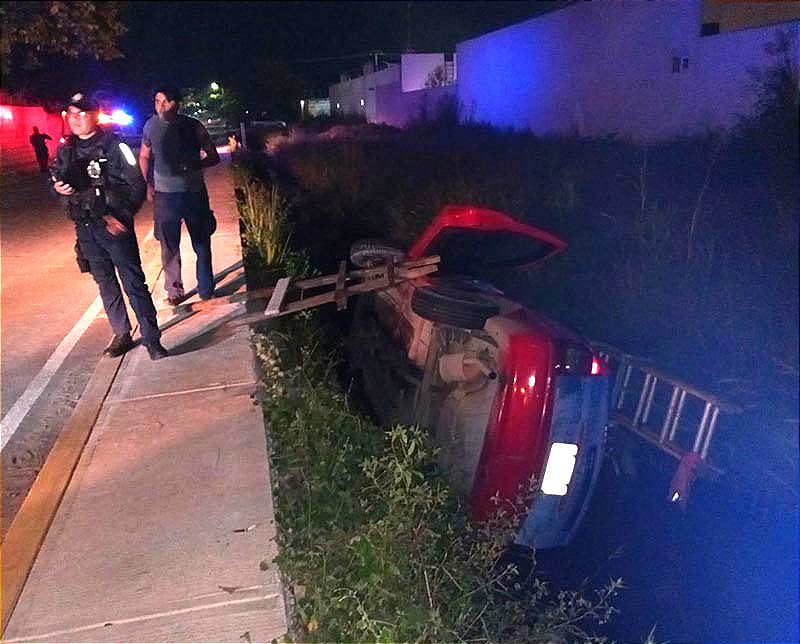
left=350, top=239, right=406, bottom=268
left=411, top=280, right=500, bottom=330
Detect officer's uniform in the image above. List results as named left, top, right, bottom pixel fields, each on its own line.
left=53, top=128, right=162, bottom=347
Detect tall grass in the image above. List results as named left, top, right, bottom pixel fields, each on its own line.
left=235, top=176, right=291, bottom=266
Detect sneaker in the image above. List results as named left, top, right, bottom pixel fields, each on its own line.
left=145, top=340, right=169, bottom=361
left=103, top=332, right=134, bottom=357
left=167, top=294, right=184, bottom=306
left=199, top=290, right=216, bottom=301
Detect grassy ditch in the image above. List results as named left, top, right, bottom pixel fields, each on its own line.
left=233, top=164, right=626, bottom=643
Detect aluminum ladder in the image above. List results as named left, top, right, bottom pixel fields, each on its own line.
left=591, top=342, right=741, bottom=500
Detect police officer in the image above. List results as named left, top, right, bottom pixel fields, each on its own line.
left=52, top=92, right=169, bottom=360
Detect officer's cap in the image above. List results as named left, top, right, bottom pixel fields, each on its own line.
left=65, top=92, right=100, bottom=112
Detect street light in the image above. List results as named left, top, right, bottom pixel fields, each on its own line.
left=299, top=99, right=305, bottom=121
left=210, top=82, right=220, bottom=92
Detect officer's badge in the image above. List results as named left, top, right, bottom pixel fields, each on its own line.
left=87, top=159, right=103, bottom=179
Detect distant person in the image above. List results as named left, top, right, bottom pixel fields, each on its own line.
left=51, top=92, right=168, bottom=360
left=227, top=131, right=239, bottom=153
left=29, top=126, right=52, bottom=173
left=139, top=85, right=220, bottom=305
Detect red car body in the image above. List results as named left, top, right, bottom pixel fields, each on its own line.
left=352, top=205, right=609, bottom=548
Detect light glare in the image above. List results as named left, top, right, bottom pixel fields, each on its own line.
left=111, top=110, right=133, bottom=126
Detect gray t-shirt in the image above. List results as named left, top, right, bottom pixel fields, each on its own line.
left=142, top=114, right=206, bottom=193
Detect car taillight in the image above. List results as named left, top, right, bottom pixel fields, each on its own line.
left=553, top=340, right=595, bottom=375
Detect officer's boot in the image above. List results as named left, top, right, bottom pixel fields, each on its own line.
left=104, top=332, right=134, bottom=357
left=145, top=340, right=169, bottom=361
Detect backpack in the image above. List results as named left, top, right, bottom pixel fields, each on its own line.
left=162, top=115, right=202, bottom=175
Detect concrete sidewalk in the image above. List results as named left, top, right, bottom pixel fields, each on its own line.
left=4, top=159, right=288, bottom=642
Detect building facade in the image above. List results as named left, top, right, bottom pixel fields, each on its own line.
left=328, top=54, right=457, bottom=127
left=455, top=0, right=798, bottom=140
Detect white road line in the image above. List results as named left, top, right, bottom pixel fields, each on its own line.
left=3, top=222, right=160, bottom=451
left=1, top=296, right=104, bottom=452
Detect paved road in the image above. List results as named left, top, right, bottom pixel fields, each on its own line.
left=0, top=171, right=161, bottom=534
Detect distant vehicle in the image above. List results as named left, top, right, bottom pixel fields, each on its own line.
left=250, top=119, right=287, bottom=129
left=349, top=205, right=610, bottom=549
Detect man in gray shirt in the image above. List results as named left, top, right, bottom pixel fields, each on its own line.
left=139, top=85, right=220, bottom=304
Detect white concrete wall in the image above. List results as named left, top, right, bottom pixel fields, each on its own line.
left=401, top=53, right=446, bottom=92
left=455, top=0, right=798, bottom=141
left=329, top=64, right=400, bottom=121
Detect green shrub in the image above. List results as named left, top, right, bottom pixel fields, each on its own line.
left=234, top=170, right=291, bottom=266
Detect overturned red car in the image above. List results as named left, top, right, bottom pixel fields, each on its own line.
left=349, top=205, right=610, bottom=549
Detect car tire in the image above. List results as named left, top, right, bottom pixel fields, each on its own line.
left=350, top=239, right=406, bottom=268
left=411, top=280, right=500, bottom=330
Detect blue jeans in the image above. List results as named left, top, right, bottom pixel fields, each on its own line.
left=153, top=188, right=216, bottom=299
left=75, top=219, right=161, bottom=345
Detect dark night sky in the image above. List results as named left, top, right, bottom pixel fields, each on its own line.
left=15, top=1, right=564, bottom=116
left=120, top=1, right=561, bottom=85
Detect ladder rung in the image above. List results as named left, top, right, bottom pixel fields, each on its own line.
left=642, top=376, right=658, bottom=424
left=701, top=406, right=720, bottom=459
left=660, top=385, right=681, bottom=442
left=667, top=389, right=687, bottom=442
left=633, top=373, right=654, bottom=425
left=692, top=401, right=714, bottom=454
left=615, top=363, right=633, bottom=409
